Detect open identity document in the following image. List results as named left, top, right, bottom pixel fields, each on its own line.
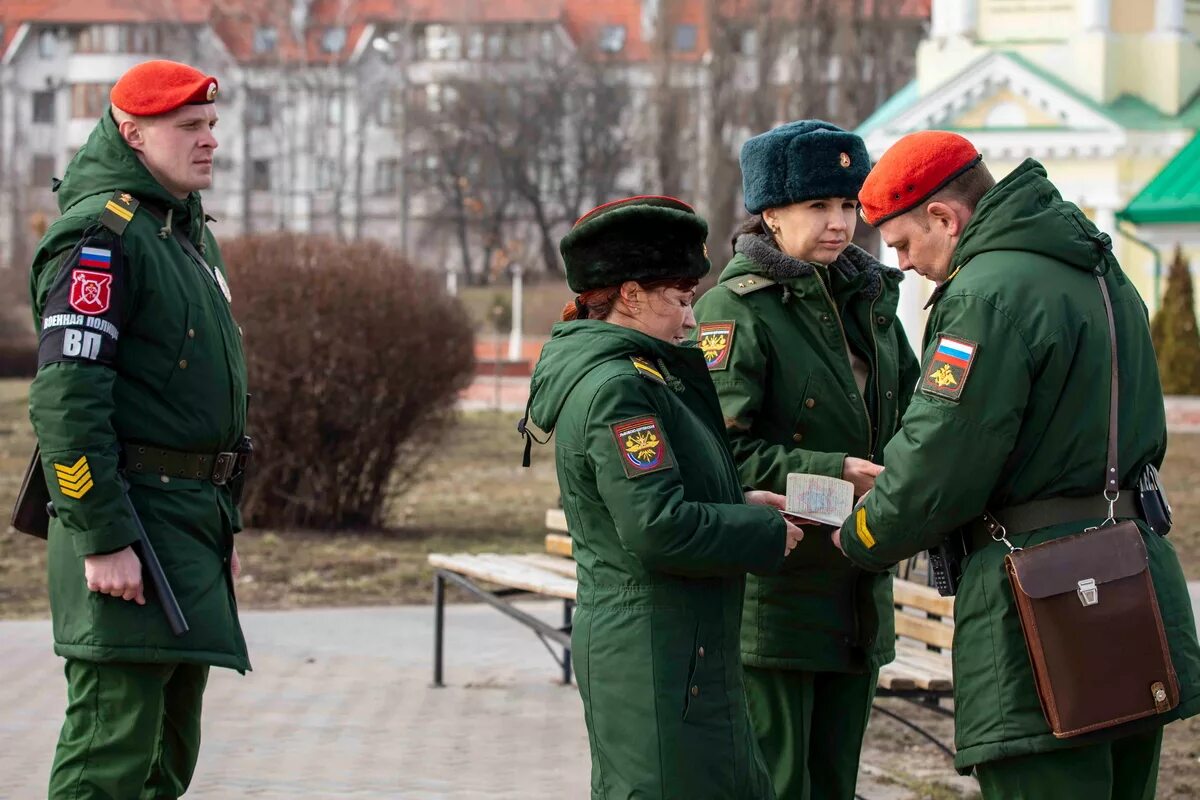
left=784, top=473, right=855, bottom=527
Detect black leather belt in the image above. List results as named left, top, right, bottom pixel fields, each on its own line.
left=964, top=493, right=1143, bottom=553
left=122, top=443, right=243, bottom=485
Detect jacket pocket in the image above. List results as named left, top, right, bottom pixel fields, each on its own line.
left=159, top=303, right=200, bottom=393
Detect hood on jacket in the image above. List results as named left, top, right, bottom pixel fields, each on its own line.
left=955, top=159, right=1113, bottom=275
left=526, top=320, right=682, bottom=437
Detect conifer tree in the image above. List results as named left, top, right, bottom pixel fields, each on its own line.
left=1150, top=247, right=1200, bottom=395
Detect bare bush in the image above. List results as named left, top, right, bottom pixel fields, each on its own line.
left=222, top=234, right=475, bottom=529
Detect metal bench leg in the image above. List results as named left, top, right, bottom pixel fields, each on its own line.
left=561, top=600, right=574, bottom=685
left=433, top=571, right=446, bottom=688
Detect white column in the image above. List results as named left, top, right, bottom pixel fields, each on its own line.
left=1079, top=0, right=1111, bottom=31
left=507, top=262, right=524, bottom=362
left=931, top=0, right=975, bottom=40
left=1156, top=0, right=1185, bottom=33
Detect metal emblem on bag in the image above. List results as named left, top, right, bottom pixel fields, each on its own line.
left=1077, top=578, right=1099, bottom=607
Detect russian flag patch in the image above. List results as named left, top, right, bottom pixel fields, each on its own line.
left=922, top=334, right=977, bottom=401
left=78, top=246, right=112, bottom=269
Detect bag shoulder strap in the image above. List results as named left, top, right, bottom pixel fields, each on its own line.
left=979, top=272, right=1119, bottom=547
left=1096, top=273, right=1119, bottom=494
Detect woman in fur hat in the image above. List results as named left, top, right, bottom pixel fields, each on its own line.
left=693, top=122, right=921, bottom=799
left=522, top=195, right=803, bottom=799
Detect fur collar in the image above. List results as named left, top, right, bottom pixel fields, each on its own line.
left=734, top=234, right=887, bottom=301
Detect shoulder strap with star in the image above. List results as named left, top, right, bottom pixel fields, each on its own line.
left=98, top=191, right=139, bottom=236
left=721, top=274, right=777, bottom=297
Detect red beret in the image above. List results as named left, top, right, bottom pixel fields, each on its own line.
left=858, top=131, right=982, bottom=226
left=110, top=60, right=219, bottom=117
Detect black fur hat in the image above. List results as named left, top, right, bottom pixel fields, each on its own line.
left=559, top=195, right=711, bottom=292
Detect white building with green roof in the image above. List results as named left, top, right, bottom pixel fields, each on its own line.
left=858, top=0, right=1200, bottom=343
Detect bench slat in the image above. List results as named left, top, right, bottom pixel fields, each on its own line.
left=892, top=579, right=955, bottom=618
left=429, top=553, right=577, bottom=600
left=879, top=660, right=948, bottom=691
left=511, top=553, right=578, bottom=579
left=876, top=666, right=918, bottom=691
left=545, top=533, right=573, bottom=558
left=894, top=610, right=955, bottom=650
left=545, top=508, right=569, bottom=533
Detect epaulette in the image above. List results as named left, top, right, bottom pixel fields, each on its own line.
left=630, top=356, right=667, bottom=386
left=98, top=191, right=139, bottom=236
left=723, top=275, right=776, bottom=296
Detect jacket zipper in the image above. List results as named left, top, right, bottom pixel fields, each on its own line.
left=867, top=296, right=881, bottom=461
left=814, top=278, right=873, bottom=457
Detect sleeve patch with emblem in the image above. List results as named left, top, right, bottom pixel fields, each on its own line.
left=611, top=416, right=674, bottom=479
left=698, top=321, right=735, bottom=371
left=855, top=507, right=876, bottom=549
left=921, top=334, right=977, bottom=401
left=37, top=234, right=125, bottom=369
left=54, top=455, right=94, bottom=499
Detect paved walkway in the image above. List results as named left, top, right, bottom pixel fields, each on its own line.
left=1, top=603, right=591, bottom=799
left=6, top=586, right=1199, bottom=798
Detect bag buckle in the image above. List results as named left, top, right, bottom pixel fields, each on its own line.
left=211, top=452, right=238, bottom=486
left=1077, top=578, right=1099, bottom=607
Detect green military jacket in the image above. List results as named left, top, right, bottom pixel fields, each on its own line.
left=28, top=111, right=250, bottom=671
left=528, top=320, right=786, bottom=800
left=839, top=160, right=1200, bottom=771
left=693, top=240, right=920, bottom=673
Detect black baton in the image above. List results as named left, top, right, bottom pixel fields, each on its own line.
left=120, top=477, right=189, bottom=636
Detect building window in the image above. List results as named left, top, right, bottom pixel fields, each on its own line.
left=75, top=25, right=132, bottom=54
left=32, top=155, right=56, bottom=188
left=129, top=26, right=160, bottom=54
left=321, top=27, right=346, bottom=54
left=71, top=84, right=109, bottom=119
left=248, top=91, right=272, bottom=126
left=467, top=29, right=485, bottom=60
left=425, top=25, right=460, bottom=60
left=325, top=93, right=344, bottom=125
left=486, top=31, right=504, bottom=59
left=251, top=159, right=271, bottom=191
left=315, top=158, right=336, bottom=190
left=376, top=92, right=396, bottom=126
left=38, top=30, right=57, bottom=58
left=673, top=24, right=697, bottom=52
left=737, top=28, right=758, bottom=56
left=32, top=91, right=55, bottom=124
left=598, top=25, right=626, bottom=54
left=254, top=26, right=278, bottom=55
left=376, top=159, right=401, bottom=194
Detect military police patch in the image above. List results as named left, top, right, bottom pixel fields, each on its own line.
left=611, top=416, right=673, bottom=479
left=698, top=321, right=735, bottom=371
left=39, top=235, right=125, bottom=369
left=921, top=334, right=977, bottom=402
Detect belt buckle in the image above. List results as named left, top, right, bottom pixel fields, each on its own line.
left=211, top=452, right=237, bottom=485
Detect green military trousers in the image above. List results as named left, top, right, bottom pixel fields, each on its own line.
left=49, top=659, right=209, bottom=800
left=975, top=727, right=1163, bottom=800
left=744, top=666, right=878, bottom=800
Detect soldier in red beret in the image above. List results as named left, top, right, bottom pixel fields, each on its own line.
left=27, top=59, right=250, bottom=798
left=834, top=131, right=1200, bottom=796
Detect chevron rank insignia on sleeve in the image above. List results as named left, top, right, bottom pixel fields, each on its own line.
left=54, top=455, right=94, bottom=499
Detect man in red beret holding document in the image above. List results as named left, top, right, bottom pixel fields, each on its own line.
left=26, top=60, right=250, bottom=798
left=832, top=132, right=1200, bottom=796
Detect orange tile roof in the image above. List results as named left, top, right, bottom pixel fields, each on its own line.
left=1, top=0, right=929, bottom=64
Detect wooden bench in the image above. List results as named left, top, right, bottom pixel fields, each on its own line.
left=433, top=509, right=955, bottom=753
left=543, top=506, right=955, bottom=755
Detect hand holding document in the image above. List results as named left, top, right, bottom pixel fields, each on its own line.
left=783, top=473, right=855, bottom=527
